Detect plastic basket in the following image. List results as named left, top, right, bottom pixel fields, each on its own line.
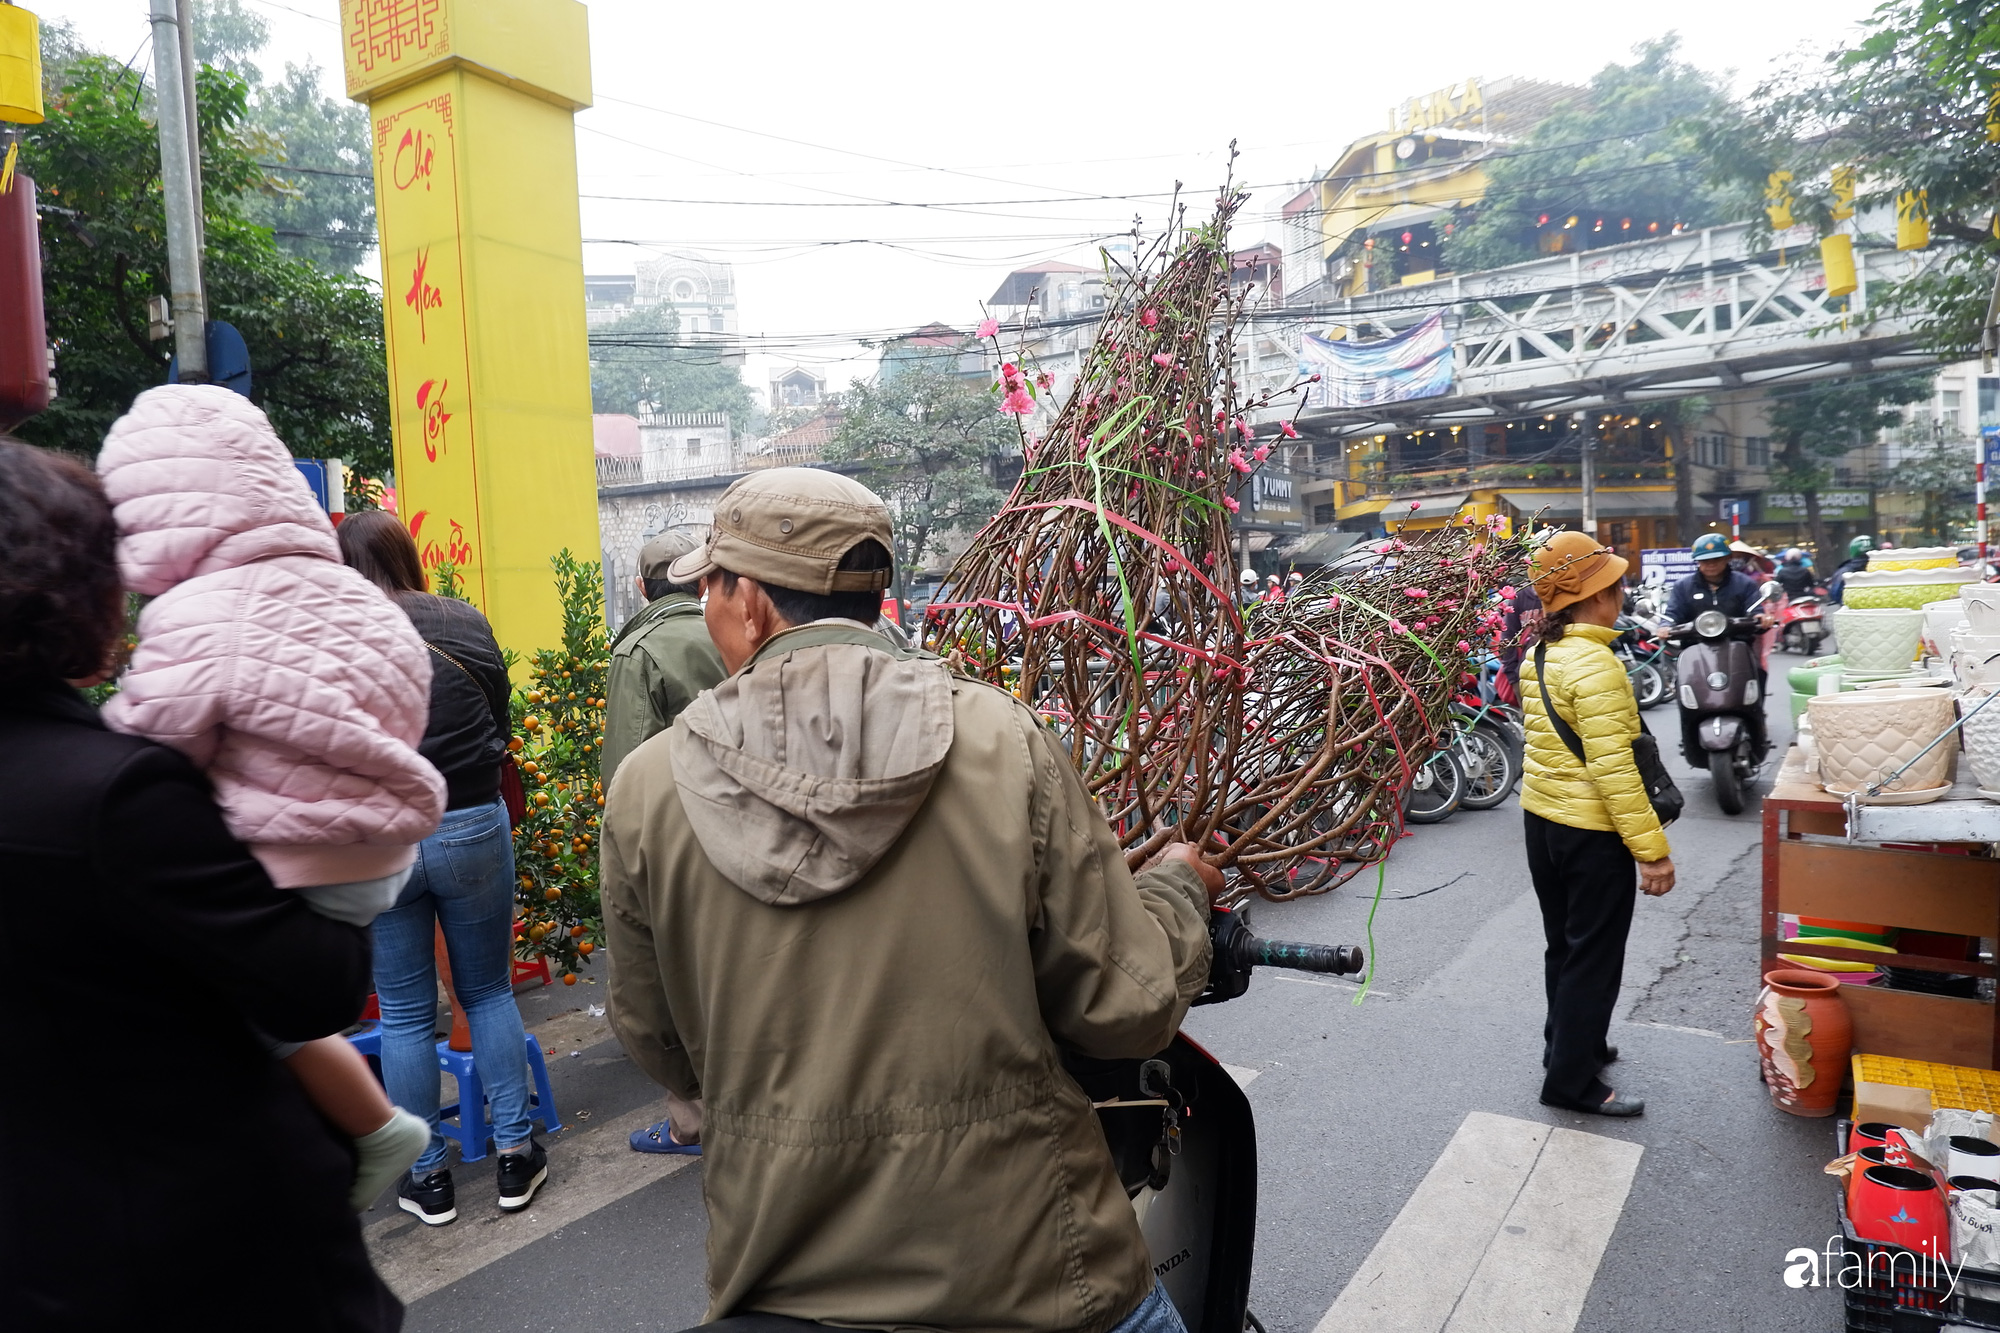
left=1836, top=1120, right=2000, bottom=1331
left=1854, top=1055, right=2000, bottom=1114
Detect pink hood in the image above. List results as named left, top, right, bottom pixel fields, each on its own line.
left=99, top=385, right=445, bottom=887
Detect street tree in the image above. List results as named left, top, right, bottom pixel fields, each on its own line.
left=1694, top=0, right=2000, bottom=354
left=1444, top=37, right=1733, bottom=273
left=193, top=0, right=375, bottom=271
left=1763, top=372, right=1932, bottom=555
left=822, top=364, right=1009, bottom=580
left=17, top=54, right=391, bottom=476
left=1881, top=426, right=1978, bottom=545
left=587, top=301, right=753, bottom=421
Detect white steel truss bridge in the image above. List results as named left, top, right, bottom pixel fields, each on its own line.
left=1244, top=221, right=1951, bottom=439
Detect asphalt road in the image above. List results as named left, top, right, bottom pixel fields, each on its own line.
left=374, top=654, right=1839, bottom=1333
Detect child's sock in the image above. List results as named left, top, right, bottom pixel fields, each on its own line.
left=351, top=1108, right=430, bottom=1211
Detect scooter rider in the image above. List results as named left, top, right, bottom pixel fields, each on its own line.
left=602, top=468, right=1223, bottom=1333
left=1773, top=548, right=1817, bottom=600
left=1827, top=534, right=1874, bottom=604
left=1666, top=532, right=1776, bottom=762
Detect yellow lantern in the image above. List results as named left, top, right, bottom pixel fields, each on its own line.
left=1765, top=170, right=1796, bottom=231
left=1820, top=234, right=1857, bottom=298
left=1897, top=189, right=1931, bottom=250
left=0, top=4, right=42, bottom=125
left=1987, top=89, right=1999, bottom=144
left=1830, top=166, right=1856, bottom=222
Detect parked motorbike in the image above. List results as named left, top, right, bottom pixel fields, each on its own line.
left=1779, top=589, right=1829, bottom=655
left=1613, top=612, right=1677, bottom=710
left=1669, top=580, right=1780, bottom=815
left=682, top=910, right=1367, bottom=1333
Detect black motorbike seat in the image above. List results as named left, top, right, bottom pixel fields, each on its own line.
left=675, top=1317, right=839, bottom=1333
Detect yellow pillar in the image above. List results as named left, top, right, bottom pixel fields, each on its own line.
left=339, top=0, right=596, bottom=661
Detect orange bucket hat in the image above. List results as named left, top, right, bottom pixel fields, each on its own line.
left=1529, top=530, right=1629, bottom=614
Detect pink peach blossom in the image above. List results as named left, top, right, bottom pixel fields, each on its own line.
left=1141, top=307, right=1160, bottom=328
left=999, top=388, right=1034, bottom=415
left=1229, top=449, right=1253, bottom=475
left=975, top=318, right=999, bottom=339
left=1279, top=420, right=1300, bottom=439
left=1222, top=496, right=1240, bottom=512
left=1151, top=353, right=1175, bottom=368
left=1252, top=444, right=1271, bottom=462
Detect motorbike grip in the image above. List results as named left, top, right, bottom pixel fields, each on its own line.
left=1252, top=938, right=1365, bottom=976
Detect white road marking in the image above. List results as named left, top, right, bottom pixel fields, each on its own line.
left=1221, top=1063, right=1261, bottom=1088
left=1315, top=1111, right=1642, bottom=1333
left=1442, top=1127, right=1644, bottom=1333
left=1621, top=1019, right=1725, bottom=1040
left=363, top=1101, right=697, bottom=1304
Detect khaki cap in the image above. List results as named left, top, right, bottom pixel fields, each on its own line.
left=667, top=467, right=895, bottom=594
left=638, top=529, right=703, bottom=580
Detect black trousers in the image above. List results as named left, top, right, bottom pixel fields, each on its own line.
left=1522, top=810, right=1637, bottom=1104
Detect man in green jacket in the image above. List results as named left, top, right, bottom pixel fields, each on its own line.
left=603, top=468, right=1219, bottom=1333
left=604, top=528, right=726, bottom=1156
left=604, top=530, right=726, bottom=788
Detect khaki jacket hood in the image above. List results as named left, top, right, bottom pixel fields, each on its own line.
left=669, top=623, right=954, bottom=904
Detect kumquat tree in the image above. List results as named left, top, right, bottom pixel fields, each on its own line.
left=508, top=551, right=611, bottom=983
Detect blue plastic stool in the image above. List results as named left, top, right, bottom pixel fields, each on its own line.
left=344, top=1025, right=560, bottom=1163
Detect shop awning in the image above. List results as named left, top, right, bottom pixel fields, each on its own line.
left=1384, top=492, right=1469, bottom=524
left=1267, top=529, right=1361, bottom=567
left=1499, top=488, right=1677, bottom=520
left=1336, top=497, right=1389, bottom=522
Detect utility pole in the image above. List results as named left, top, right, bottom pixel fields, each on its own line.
left=174, top=0, right=203, bottom=254
left=1575, top=411, right=1596, bottom=536
left=148, top=0, right=206, bottom=381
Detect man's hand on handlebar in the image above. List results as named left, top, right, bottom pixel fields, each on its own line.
left=1638, top=856, right=1675, bottom=897
left=1148, top=841, right=1226, bottom=902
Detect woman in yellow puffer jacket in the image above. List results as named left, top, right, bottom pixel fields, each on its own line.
left=1519, top=531, right=1675, bottom=1118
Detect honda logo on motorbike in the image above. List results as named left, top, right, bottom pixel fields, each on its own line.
left=1708, top=672, right=1728, bottom=689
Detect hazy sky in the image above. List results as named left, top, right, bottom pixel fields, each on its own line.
left=56, top=0, right=1882, bottom=398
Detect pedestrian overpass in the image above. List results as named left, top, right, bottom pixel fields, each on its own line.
left=1248, top=221, right=1950, bottom=438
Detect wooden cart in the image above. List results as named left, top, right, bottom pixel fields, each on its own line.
left=1764, top=749, right=2000, bottom=1069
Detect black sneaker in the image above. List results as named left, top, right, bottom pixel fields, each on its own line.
left=496, top=1139, right=548, bottom=1212
left=397, top=1170, right=456, bottom=1226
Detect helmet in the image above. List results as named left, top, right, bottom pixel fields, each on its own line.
left=1267, top=575, right=1280, bottom=585
left=1239, top=569, right=1258, bottom=586
left=1287, top=571, right=1304, bottom=584
left=1849, top=535, right=1875, bottom=559
left=1782, top=547, right=1804, bottom=564
left=1690, top=532, right=1731, bottom=561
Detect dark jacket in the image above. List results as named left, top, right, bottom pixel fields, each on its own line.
left=1, top=686, right=396, bottom=1330
left=1665, top=568, right=1765, bottom=625
left=1774, top=562, right=1818, bottom=598
left=396, top=591, right=512, bottom=810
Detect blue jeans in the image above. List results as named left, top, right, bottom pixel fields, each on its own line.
left=1110, top=1283, right=1187, bottom=1333
left=372, top=800, right=533, bottom=1173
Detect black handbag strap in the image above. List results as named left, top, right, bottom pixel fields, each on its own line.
left=1533, top=640, right=1591, bottom=767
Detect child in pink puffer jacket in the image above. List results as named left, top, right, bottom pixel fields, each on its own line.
left=98, top=385, right=447, bottom=1210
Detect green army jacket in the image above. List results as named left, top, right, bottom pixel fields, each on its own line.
left=602, top=592, right=726, bottom=788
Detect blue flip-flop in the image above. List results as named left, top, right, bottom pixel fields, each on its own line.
left=630, top=1119, right=702, bottom=1155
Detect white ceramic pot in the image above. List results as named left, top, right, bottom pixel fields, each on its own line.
left=1832, top=606, right=1925, bottom=672
left=1808, top=687, right=1957, bottom=796
left=1963, top=583, right=2000, bottom=633
left=1842, top=567, right=1982, bottom=611
left=1960, top=686, right=2000, bottom=793
left=1868, top=546, right=1961, bottom=571
left=1923, top=600, right=1968, bottom=658
left=1957, top=631, right=2000, bottom=689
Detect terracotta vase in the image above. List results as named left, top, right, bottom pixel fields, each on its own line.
left=1755, top=968, right=1853, bottom=1117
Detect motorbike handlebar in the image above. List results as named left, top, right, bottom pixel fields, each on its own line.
left=1240, top=934, right=1366, bottom=976
left=1194, top=907, right=1366, bottom=1005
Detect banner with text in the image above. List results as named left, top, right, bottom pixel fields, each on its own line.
left=1298, top=312, right=1453, bottom=409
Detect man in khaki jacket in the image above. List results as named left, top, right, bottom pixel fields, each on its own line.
left=603, top=468, right=1218, bottom=1333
